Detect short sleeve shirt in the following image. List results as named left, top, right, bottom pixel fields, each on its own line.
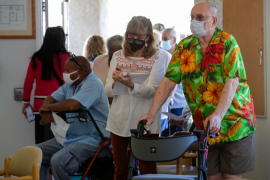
left=52, top=72, right=110, bottom=147
left=165, top=27, right=257, bottom=145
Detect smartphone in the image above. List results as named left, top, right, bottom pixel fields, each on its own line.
left=25, top=106, right=35, bottom=123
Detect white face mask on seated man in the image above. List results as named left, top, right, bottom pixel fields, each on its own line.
left=63, top=70, right=80, bottom=85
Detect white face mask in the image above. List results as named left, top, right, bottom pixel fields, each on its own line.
left=190, top=18, right=213, bottom=38
left=63, top=70, right=80, bottom=85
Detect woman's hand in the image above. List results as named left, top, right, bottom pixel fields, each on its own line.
left=112, top=67, right=122, bottom=88
left=22, top=103, right=33, bottom=119
left=112, top=67, right=122, bottom=83
left=117, top=73, right=134, bottom=89
left=112, top=67, right=134, bottom=90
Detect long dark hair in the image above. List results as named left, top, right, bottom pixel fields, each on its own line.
left=31, top=26, right=69, bottom=81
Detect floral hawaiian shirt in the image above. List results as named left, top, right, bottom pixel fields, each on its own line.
left=165, top=27, right=257, bottom=146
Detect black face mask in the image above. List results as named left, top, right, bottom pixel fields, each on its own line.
left=126, top=36, right=147, bottom=53
left=129, top=41, right=145, bottom=52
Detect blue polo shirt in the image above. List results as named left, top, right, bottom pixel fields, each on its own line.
left=51, top=72, right=110, bottom=147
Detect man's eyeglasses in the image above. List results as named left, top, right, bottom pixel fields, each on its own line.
left=68, top=54, right=82, bottom=70
left=190, top=15, right=214, bottom=22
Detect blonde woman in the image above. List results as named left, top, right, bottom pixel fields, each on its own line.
left=105, top=16, right=165, bottom=180
left=83, top=35, right=106, bottom=67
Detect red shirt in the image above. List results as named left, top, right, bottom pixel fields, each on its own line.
left=23, top=53, right=70, bottom=112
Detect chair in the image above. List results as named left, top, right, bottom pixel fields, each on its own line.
left=0, top=146, right=42, bottom=180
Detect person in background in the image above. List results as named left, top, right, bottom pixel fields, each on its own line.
left=22, top=27, right=70, bottom=144
left=162, top=28, right=187, bottom=135
left=153, top=29, right=175, bottom=136
left=93, top=35, right=124, bottom=85
left=169, top=104, right=193, bottom=131
left=105, top=16, right=165, bottom=180
left=83, top=35, right=106, bottom=68
left=162, top=28, right=177, bottom=55
left=153, top=29, right=162, bottom=48
left=153, top=23, right=165, bottom=32
left=139, top=2, right=256, bottom=179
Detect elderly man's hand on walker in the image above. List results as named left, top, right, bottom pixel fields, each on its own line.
left=204, top=113, right=223, bottom=135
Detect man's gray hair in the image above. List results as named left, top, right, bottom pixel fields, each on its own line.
left=196, top=1, right=218, bottom=17
left=106, top=35, right=124, bottom=50
left=163, top=28, right=177, bottom=39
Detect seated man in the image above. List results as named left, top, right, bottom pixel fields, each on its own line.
left=37, top=55, right=110, bottom=180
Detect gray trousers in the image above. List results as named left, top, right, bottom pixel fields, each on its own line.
left=37, top=138, right=107, bottom=180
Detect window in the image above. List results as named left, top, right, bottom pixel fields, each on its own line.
left=42, top=0, right=69, bottom=46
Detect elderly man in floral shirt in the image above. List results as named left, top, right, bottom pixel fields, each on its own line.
left=139, top=2, right=256, bottom=180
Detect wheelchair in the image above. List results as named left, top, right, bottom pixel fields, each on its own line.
left=47, top=109, right=114, bottom=180
left=127, top=120, right=210, bottom=180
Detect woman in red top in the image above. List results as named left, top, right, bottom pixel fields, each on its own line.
left=22, top=27, right=70, bottom=144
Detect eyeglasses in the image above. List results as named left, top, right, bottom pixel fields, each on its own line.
left=65, top=116, right=89, bottom=124
left=64, top=115, right=106, bottom=125
left=68, top=54, right=82, bottom=70
left=126, top=35, right=147, bottom=45
left=190, top=15, right=214, bottom=22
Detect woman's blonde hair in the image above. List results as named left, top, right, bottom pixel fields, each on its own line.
left=83, top=35, right=106, bottom=59
left=123, top=16, right=156, bottom=58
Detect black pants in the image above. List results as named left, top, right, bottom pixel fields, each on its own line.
left=35, top=114, right=54, bottom=144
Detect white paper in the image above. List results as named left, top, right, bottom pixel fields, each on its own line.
left=51, top=112, right=70, bottom=145
left=111, top=74, right=149, bottom=96
left=0, top=0, right=28, bottom=31
left=131, top=74, right=149, bottom=83
left=112, top=82, right=129, bottom=95
left=162, top=112, right=189, bottom=121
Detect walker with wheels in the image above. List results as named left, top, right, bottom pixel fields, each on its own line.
left=127, top=120, right=210, bottom=180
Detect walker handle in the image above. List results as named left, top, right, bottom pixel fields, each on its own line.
left=130, top=120, right=151, bottom=137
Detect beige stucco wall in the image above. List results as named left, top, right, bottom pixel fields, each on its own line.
left=68, top=0, right=109, bottom=55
